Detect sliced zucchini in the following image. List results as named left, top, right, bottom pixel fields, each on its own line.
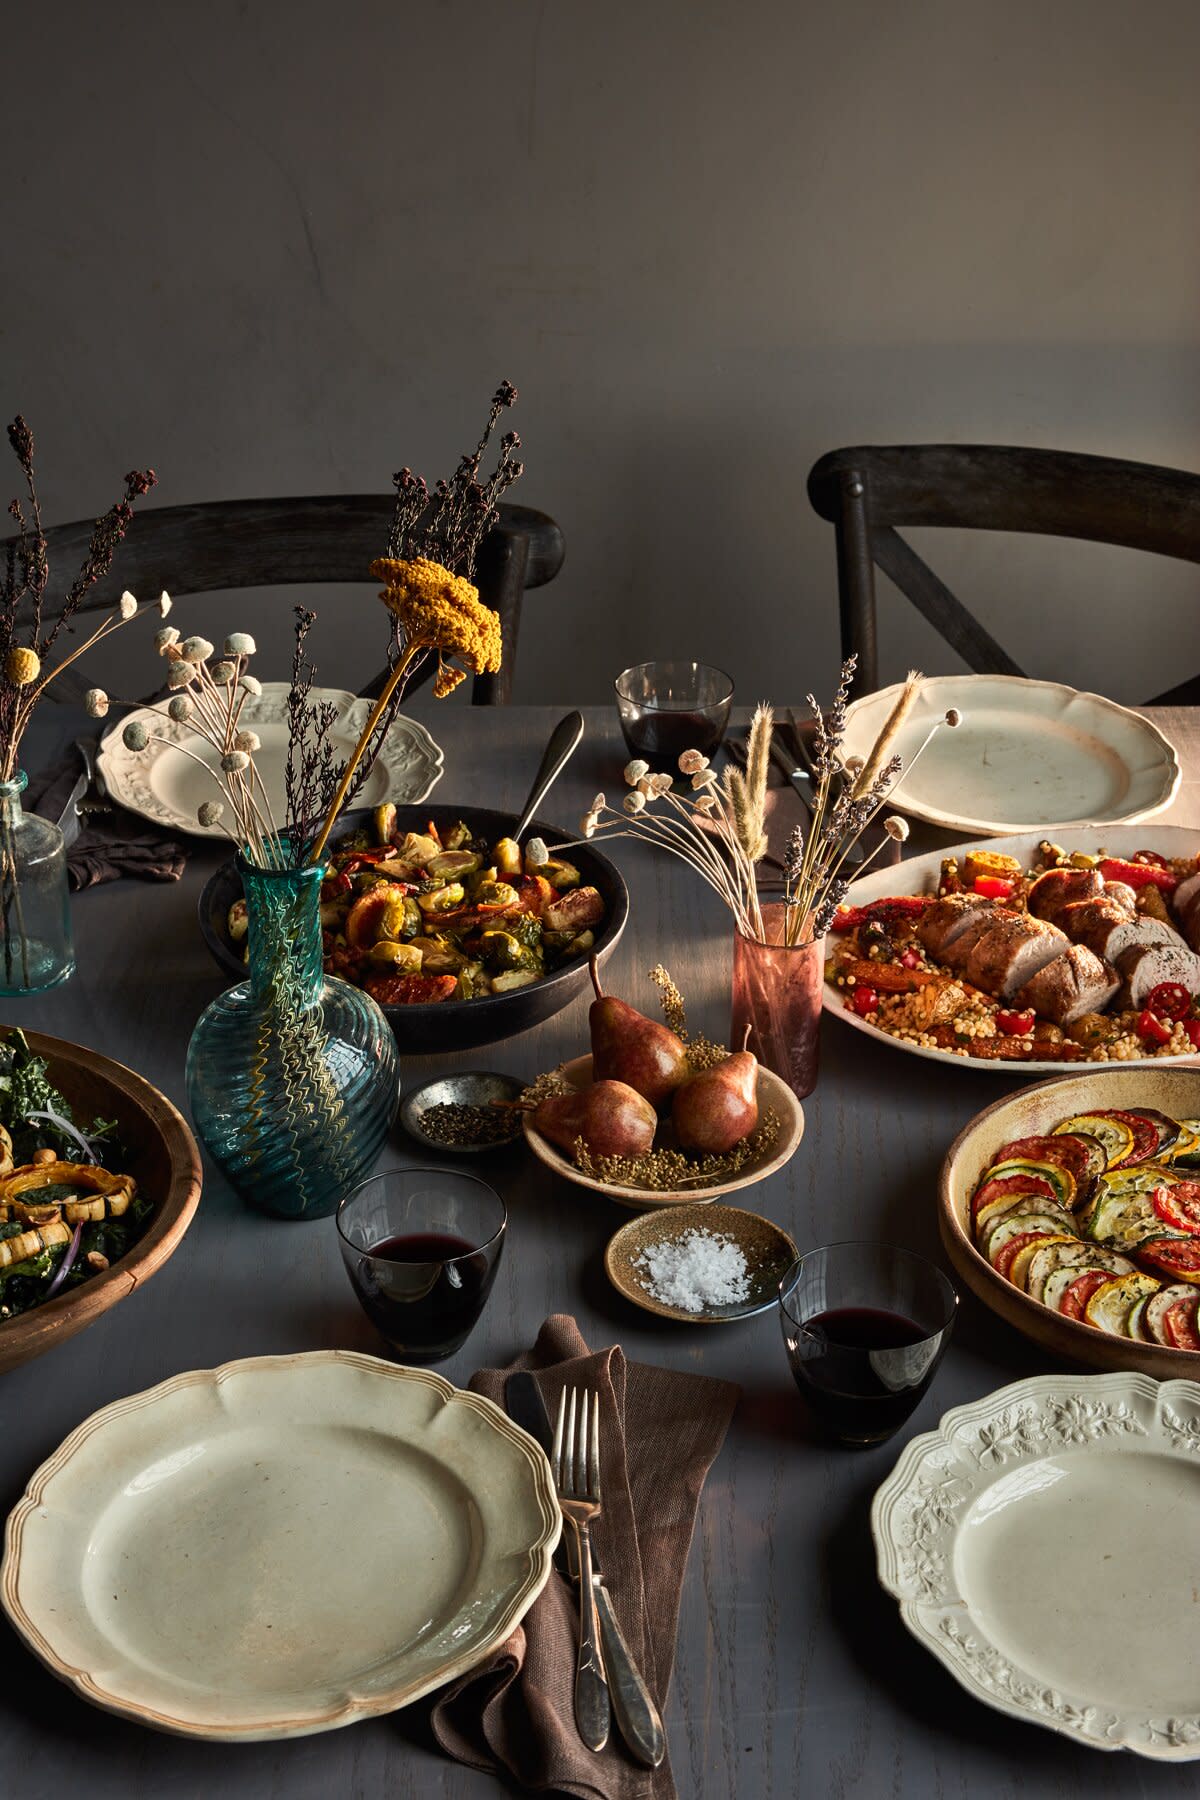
left=975, top=1194, right=1076, bottom=1244
left=1053, top=1113, right=1135, bottom=1169
left=1084, top=1271, right=1161, bottom=1337
left=1144, top=1283, right=1200, bottom=1346
left=1024, top=1240, right=1130, bottom=1304
left=1008, top=1234, right=1078, bottom=1291
left=983, top=1209, right=1078, bottom=1266
left=1042, top=1253, right=1137, bottom=1314
left=1081, top=1179, right=1187, bottom=1250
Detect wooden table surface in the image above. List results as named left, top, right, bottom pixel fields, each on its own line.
left=2, top=702, right=1198, bottom=1800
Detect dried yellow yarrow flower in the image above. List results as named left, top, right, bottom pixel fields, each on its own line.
left=369, top=554, right=502, bottom=697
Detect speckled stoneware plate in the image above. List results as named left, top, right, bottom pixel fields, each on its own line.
left=98, top=682, right=443, bottom=838
left=604, top=1203, right=799, bottom=1322
left=873, top=1371, right=1200, bottom=1760
left=1, top=1351, right=559, bottom=1740
left=840, top=675, right=1179, bottom=835
left=400, top=1071, right=525, bottom=1154
left=827, top=824, right=1200, bottom=1076
left=522, top=1054, right=805, bottom=1211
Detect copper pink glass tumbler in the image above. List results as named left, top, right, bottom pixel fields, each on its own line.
left=730, top=906, right=823, bottom=1101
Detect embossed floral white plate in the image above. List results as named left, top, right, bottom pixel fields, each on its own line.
left=98, top=683, right=443, bottom=838
left=873, top=1372, right=1200, bottom=1759
left=2, top=1352, right=559, bottom=1739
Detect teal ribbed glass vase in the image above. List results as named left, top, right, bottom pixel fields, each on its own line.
left=186, top=848, right=399, bottom=1220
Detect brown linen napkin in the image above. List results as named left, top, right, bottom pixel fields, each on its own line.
left=26, top=754, right=188, bottom=890
left=431, top=1314, right=739, bottom=1799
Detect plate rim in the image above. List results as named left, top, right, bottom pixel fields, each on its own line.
left=1, top=1349, right=560, bottom=1741
left=872, top=1369, right=1200, bottom=1759
left=603, top=1201, right=799, bottom=1322
left=841, top=674, right=1181, bottom=834
left=825, top=823, right=1200, bottom=1075
left=96, top=683, right=444, bottom=839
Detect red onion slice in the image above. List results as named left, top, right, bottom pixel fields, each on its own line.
left=44, top=1222, right=83, bottom=1300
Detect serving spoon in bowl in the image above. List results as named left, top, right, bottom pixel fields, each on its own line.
left=511, top=710, right=585, bottom=842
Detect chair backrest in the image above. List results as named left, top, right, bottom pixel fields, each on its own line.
left=806, top=445, right=1200, bottom=705
left=12, top=496, right=564, bottom=705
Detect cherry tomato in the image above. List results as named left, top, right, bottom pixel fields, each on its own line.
left=1098, top=857, right=1178, bottom=893
left=900, top=947, right=922, bottom=969
left=1137, top=1008, right=1173, bottom=1046
left=973, top=875, right=1015, bottom=899
left=848, top=985, right=878, bottom=1017
left=995, top=1008, right=1036, bottom=1036
left=1145, top=982, right=1192, bottom=1021
left=1186, top=1020, right=1200, bottom=1052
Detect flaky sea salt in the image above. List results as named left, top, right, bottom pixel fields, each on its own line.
left=634, top=1228, right=751, bottom=1313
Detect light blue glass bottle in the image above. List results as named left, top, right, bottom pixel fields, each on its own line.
left=0, top=771, right=74, bottom=996
left=186, top=847, right=399, bottom=1220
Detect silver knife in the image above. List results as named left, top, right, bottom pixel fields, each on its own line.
left=54, top=764, right=88, bottom=850
left=505, top=1370, right=666, bottom=1770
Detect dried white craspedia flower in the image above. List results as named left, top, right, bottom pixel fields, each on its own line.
left=648, top=772, right=673, bottom=797
left=580, top=811, right=599, bottom=839
left=167, top=695, right=193, bottom=722
left=158, top=591, right=172, bottom=616
left=590, top=792, right=606, bottom=814
left=155, top=625, right=180, bottom=653
left=240, top=674, right=262, bottom=697
left=224, top=632, right=256, bottom=656
left=691, top=767, right=717, bottom=789
left=181, top=635, right=214, bottom=663
left=84, top=687, right=109, bottom=718
left=221, top=750, right=250, bottom=773
left=694, top=793, right=718, bottom=815
left=844, top=755, right=865, bottom=776
left=209, top=660, right=236, bottom=685
left=623, top=790, right=647, bottom=815
left=944, top=708, right=962, bottom=728
left=118, top=590, right=138, bottom=620
left=234, top=729, right=261, bottom=754
left=884, top=815, right=910, bottom=842
left=197, top=800, right=224, bottom=827
left=167, top=661, right=194, bottom=690
left=525, top=837, right=549, bottom=866
left=678, top=749, right=708, bottom=775
left=623, top=758, right=649, bottom=786
left=5, top=646, right=40, bottom=687
left=122, top=720, right=149, bottom=751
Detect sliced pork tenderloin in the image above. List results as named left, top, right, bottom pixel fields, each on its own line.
left=1103, top=882, right=1138, bottom=915
left=1060, top=898, right=1184, bottom=963
left=1172, top=870, right=1200, bottom=952
left=1013, top=944, right=1120, bottom=1025
left=964, top=912, right=1070, bottom=1000
left=916, top=893, right=996, bottom=961
left=939, top=907, right=1006, bottom=974
left=1027, top=866, right=1105, bottom=926
left=1116, top=941, right=1200, bottom=1010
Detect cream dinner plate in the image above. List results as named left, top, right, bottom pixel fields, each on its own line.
left=840, top=675, right=1180, bottom=835
left=873, top=1372, right=1200, bottom=1760
left=826, top=824, right=1200, bottom=1075
left=97, top=683, right=443, bottom=839
left=1, top=1352, right=560, bottom=1740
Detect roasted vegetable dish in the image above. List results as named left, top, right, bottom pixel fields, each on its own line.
left=972, top=1104, right=1200, bottom=1347
left=227, top=806, right=607, bottom=1005
left=828, top=842, right=1200, bottom=1063
left=0, top=1030, right=147, bottom=1323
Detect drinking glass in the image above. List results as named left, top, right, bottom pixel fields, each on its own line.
left=779, top=1242, right=957, bottom=1447
left=614, top=661, right=734, bottom=774
left=336, top=1167, right=506, bottom=1362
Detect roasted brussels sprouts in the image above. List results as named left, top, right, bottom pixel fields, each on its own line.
left=538, top=857, right=581, bottom=892
left=479, top=929, right=541, bottom=973
left=373, top=802, right=398, bottom=845
left=227, top=898, right=248, bottom=942
left=417, top=881, right=466, bottom=914
left=426, top=850, right=482, bottom=879
left=493, top=837, right=522, bottom=879
left=366, top=941, right=423, bottom=970
left=474, top=880, right=520, bottom=908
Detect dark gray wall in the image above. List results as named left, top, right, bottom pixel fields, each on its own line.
left=5, top=0, right=1200, bottom=710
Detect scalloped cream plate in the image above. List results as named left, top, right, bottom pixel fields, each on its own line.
left=841, top=675, right=1180, bottom=835
left=1, top=1352, right=559, bottom=1740
left=97, top=683, right=443, bottom=839
left=873, top=1372, right=1200, bottom=1760
left=826, top=824, right=1200, bottom=1075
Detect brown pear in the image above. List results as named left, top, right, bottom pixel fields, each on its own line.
left=672, top=1050, right=759, bottom=1154
left=588, top=959, right=688, bottom=1107
left=533, top=1080, right=657, bottom=1160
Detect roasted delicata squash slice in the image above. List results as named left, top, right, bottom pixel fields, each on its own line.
left=1083, top=1271, right=1161, bottom=1336
left=0, top=1160, right=136, bottom=1221
left=0, top=1122, right=12, bottom=1180
left=0, top=1218, right=71, bottom=1269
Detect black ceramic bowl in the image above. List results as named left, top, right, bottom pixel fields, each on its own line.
left=197, top=805, right=630, bottom=1054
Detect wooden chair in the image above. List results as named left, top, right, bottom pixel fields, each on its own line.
left=806, top=445, right=1200, bottom=704
left=12, top=496, right=564, bottom=705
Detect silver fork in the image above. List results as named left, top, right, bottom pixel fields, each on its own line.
left=73, top=737, right=112, bottom=819
left=553, top=1387, right=611, bottom=1753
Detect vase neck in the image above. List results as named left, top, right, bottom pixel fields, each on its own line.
left=240, top=857, right=326, bottom=1006
left=0, top=771, right=28, bottom=831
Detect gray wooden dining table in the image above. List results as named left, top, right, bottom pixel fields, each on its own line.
left=2, top=699, right=1198, bottom=1800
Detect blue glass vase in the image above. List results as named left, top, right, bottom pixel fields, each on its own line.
left=186, top=849, right=399, bottom=1220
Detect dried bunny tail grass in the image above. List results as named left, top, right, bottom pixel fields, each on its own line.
left=851, top=669, right=922, bottom=800
left=723, top=763, right=758, bottom=861
left=744, top=702, right=773, bottom=858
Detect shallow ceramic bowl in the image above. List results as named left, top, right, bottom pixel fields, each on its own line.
left=939, top=1066, right=1200, bottom=1378
left=197, top=805, right=630, bottom=1055
left=522, top=1054, right=804, bottom=1211
left=399, top=1071, right=525, bottom=1154
left=604, top=1202, right=799, bottom=1322
left=0, top=1030, right=202, bottom=1375
left=2, top=1351, right=560, bottom=1739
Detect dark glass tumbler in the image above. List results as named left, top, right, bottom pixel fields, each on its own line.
left=614, top=661, right=734, bottom=775
left=779, top=1242, right=957, bottom=1447
left=336, top=1167, right=506, bottom=1363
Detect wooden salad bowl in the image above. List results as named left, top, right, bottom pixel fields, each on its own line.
left=939, top=1067, right=1200, bottom=1379
left=523, top=1053, right=805, bottom=1211
left=0, top=1031, right=203, bottom=1375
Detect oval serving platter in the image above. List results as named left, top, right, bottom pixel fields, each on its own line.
left=2, top=1351, right=560, bottom=1740
left=873, top=1371, right=1200, bottom=1759
left=826, top=824, right=1200, bottom=1075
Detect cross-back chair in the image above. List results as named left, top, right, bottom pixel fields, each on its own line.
left=806, top=445, right=1200, bottom=704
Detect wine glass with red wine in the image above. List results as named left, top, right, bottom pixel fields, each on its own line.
left=336, top=1168, right=506, bottom=1363
left=614, top=661, right=734, bottom=775
left=779, top=1242, right=957, bottom=1447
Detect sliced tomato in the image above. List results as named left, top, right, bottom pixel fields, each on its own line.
left=994, top=1134, right=1106, bottom=1186
left=996, top=1009, right=1036, bottom=1036
left=1153, top=1184, right=1200, bottom=1233
left=364, top=972, right=458, bottom=1005
left=993, top=1230, right=1060, bottom=1282
left=1138, top=1009, right=1173, bottom=1046
left=1060, top=1269, right=1117, bottom=1320
left=1164, top=1294, right=1200, bottom=1351
left=1146, top=982, right=1192, bottom=1022
left=971, top=1172, right=1060, bottom=1221
left=1137, top=1237, right=1200, bottom=1285
left=1091, top=1109, right=1162, bottom=1166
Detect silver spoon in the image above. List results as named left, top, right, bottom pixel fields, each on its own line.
left=512, top=711, right=585, bottom=841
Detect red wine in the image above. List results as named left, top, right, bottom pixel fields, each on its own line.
left=371, top=1231, right=476, bottom=1262
left=787, top=1306, right=943, bottom=1444
left=348, top=1230, right=496, bottom=1361
left=620, top=709, right=727, bottom=773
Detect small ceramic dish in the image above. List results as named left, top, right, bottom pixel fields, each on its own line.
left=604, top=1203, right=799, bottom=1322
left=399, top=1071, right=525, bottom=1154
left=522, top=1055, right=805, bottom=1211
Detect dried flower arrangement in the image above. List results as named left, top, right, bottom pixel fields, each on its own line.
left=566, top=660, right=960, bottom=947
left=118, top=384, right=521, bottom=868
